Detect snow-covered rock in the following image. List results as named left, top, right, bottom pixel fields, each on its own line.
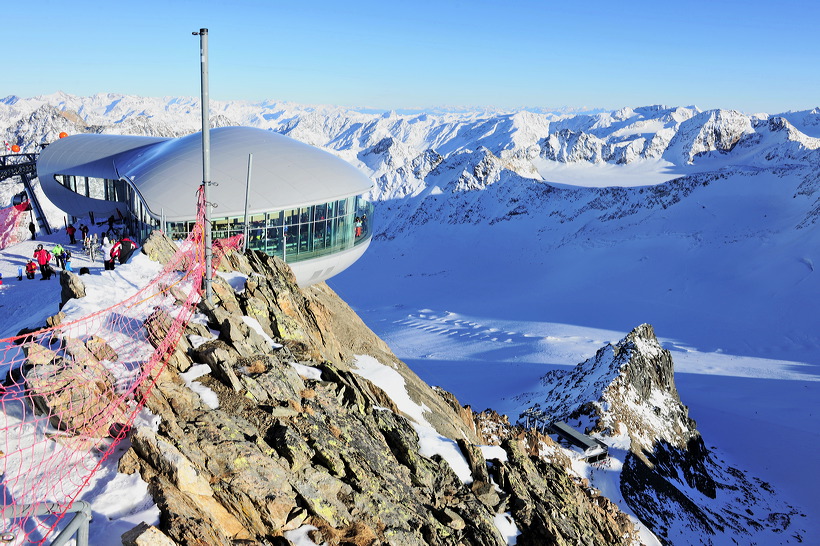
left=512, top=325, right=807, bottom=545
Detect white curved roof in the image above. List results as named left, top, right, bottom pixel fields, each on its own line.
left=37, top=127, right=373, bottom=221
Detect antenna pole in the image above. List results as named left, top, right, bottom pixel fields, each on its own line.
left=243, top=153, right=253, bottom=252
left=194, top=27, right=213, bottom=303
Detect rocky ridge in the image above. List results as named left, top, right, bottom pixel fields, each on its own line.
left=512, top=325, right=806, bottom=545
left=102, top=234, right=641, bottom=545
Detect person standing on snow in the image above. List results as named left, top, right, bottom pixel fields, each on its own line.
left=66, top=224, right=77, bottom=244
left=33, top=244, right=52, bottom=280
left=112, top=236, right=137, bottom=265
left=101, top=236, right=115, bottom=270
left=25, top=260, right=37, bottom=279
left=52, top=243, right=66, bottom=269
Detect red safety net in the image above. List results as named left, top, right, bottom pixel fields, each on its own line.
left=0, top=189, right=243, bottom=543
left=0, top=205, right=30, bottom=251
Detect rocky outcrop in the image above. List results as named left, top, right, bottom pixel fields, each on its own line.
left=22, top=336, right=128, bottom=442
left=513, top=324, right=805, bottom=545
left=118, top=243, right=640, bottom=545
left=541, top=129, right=609, bottom=163
left=664, top=109, right=754, bottom=164
left=59, top=270, right=86, bottom=309
left=140, top=231, right=182, bottom=266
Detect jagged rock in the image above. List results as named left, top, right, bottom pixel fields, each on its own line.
left=24, top=356, right=127, bottom=438
left=121, top=522, right=177, bottom=546
left=143, top=307, right=193, bottom=372
left=458, top=439, right=489, bottom=483
left=59, top=270, right=86, bottom=309
left=239, top=293, right=275, bottom=337
left=191, top=339, right=242, bottom=391
left=85, top=334, right=118, bottom=362
left=470, top=480, right=501, bottom=511
left=63, top=336, right=95, bottom=363
left=148, top=471, right=244, bottom=545
left=140, top=230, right=182, bottom=267
left=46, top=311, right=65, bottom=328
left=219, top=314, right=271, bottom=355
left=439, top=508, right=466, bottom=530
left=121, top=248, right=640, bottom=545
left=132, top=427, right=213, bottom=497
left=515, top=324, right=696, bottom=454
left=210, top=275, right=243, bottom=315
left=514, top=323, right=804, bottom=545
left=21, top=342, right=58, bottom=366
left=131, top=426, right=252, bottom=542
left=118, top=446, right=141, bottom=475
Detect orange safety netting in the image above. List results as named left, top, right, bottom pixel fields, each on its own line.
left=0, top=205, right=30, bottom=251
left=0, top=190, right=242, bottom=543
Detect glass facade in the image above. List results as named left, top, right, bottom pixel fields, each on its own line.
left=55, top=174, right=130, bottom=202
left=51, top=174, right=374, bottom=265
left=54, top=174, right=157, bottom=241
left=167, top=195, right=374, bottom=264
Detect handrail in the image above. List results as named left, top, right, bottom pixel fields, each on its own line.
left=0, top=501, right=91, bottom=546
left=0, top=153, right=38, bottom=167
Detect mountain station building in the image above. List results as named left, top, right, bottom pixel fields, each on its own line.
left=35, top=126, right=374, bottom=285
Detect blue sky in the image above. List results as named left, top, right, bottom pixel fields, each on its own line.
left=6, top=0, right=818, bottom=113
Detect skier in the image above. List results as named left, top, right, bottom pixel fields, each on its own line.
left=66, top=224, right=77, bottom=244
left=25, top=260, right=37, bottom=279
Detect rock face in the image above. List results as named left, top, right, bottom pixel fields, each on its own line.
left=22, top=336, right=127, bottom=443
left=59, top=270, right=86, bottom=309
left=119, top=243, right=640, bottom=545
left=513, top=325, right=805, bottom=545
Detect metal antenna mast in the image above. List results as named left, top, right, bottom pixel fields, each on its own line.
left=193, top=28, right=213, bottom=303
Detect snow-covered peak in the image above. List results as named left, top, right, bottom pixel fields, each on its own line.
left=513, top=324, right=695, bottom=454
left=663, top=109, right=755, bottom=164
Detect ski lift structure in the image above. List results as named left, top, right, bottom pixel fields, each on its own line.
left=0, top=152, right=51, bottom=234
left=519, top=408, right=608, bottom=463
left=11, top=190, right=30, bottom=209
left=548, top=421, right=609, bottom=463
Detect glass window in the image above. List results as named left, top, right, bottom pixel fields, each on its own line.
left=88, top=177, right=105, bottom=199
left=156, top=196, right=372, bottom=263
left=313, top=203, right=327, bottom=221
left=268, top=210, right=282, bottom=227
left=299, top=222, right=312, bottom=253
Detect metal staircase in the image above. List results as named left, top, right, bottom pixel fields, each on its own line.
left=0, top=152, right=52, bottom=235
